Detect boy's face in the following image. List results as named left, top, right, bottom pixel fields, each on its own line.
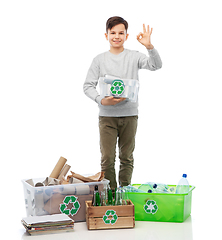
left=105, top=24, right=129, bottom=50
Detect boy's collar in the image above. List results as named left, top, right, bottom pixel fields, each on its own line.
left=108, top=48, right=126, bottom=56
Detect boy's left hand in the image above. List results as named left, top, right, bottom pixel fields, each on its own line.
left=137, top=24, right=154, bottom=50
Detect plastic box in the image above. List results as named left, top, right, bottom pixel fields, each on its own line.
left=99, top=76, right=139, bottom=102
left=127, top=184, right=195, bottom=223
left=22, top=178, right=109, bottom=222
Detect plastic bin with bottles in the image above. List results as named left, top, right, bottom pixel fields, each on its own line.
left=99, top=75, right=139, bottom=102
left=127, top=183, right=195, bottom=222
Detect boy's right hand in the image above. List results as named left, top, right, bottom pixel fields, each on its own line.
left=101, top=96, right=126, bottom=106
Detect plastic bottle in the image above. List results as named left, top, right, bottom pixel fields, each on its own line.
left=152, top=183, right=170, bottom=193
left=139, top=182, right=173, bottom=193
left=125, top=185, right=146, bottom=193
left=176, top=174, right=189, bottom=194
left=138, top=182, right=154, bottom=192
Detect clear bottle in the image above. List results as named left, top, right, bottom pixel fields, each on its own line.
left=176, top=174, right=189, bottom=194
left=93, top=185, right=101, bottom=206
left=139, top=182, right=173, bottom=193
left=120, top=186, right=127, bottom=205
left=152, top=183, right=170, bottom=193
left=123, top=186, right=130, bottom=203
left=115, top=187, right=122, bottom=205
left=101, top=190, right=106, bottom=206
left=126, top=185, right=146, bottom=193
left=138, top=182, right=154, bottom=193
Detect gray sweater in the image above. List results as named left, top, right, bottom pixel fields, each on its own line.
left=83, top=48, right=162, bottom=117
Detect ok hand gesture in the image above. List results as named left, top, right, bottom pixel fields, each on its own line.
left=137, top=24, right=154, bottom=50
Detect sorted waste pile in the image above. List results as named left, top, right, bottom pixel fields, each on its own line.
left=21, top=157, right=194, bottom=234
left=22, top=156, right=108, bottom=234
left=30, top=156, right=105, bottom=187
left=21, top=214, right=74, bottom=235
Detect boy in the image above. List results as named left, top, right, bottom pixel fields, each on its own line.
left=83, top=16, right=162, bottom=190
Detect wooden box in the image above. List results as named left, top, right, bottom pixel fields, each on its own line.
left=85, top=200, right=135, bottom=230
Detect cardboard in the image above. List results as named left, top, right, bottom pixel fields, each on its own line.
left=69, top=171, right=104, bottom=183
left=49, top=157, right=67, bottom=179
left=58, top=164, right=71, bottom=181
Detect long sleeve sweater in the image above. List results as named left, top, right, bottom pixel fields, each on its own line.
left=83, top=48, right=162, bottom=117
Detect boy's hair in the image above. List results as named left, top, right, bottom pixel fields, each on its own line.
left=106, top=16, right=128, bottom=33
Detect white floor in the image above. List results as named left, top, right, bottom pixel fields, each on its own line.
left=8, top=214, right=220, bottom=240
left=3, top=174, right=222, bottom=239
left=3, top=188, right=221, bottom=240
left=21, top=219, right=192, bottom=240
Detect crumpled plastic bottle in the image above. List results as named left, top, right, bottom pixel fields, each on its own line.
left=138, top=182, right=175, bottom=193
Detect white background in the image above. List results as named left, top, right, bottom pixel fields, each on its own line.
left=1, top=0, right=221, bottom=239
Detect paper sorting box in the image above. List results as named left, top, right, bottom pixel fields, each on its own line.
left=22, top=178, right=109, bottom=222
left=86, top=200, right=135, bottom=230
left=128, top=185, right=195, bottom=223
left=99, top=76, right=139, bottom=102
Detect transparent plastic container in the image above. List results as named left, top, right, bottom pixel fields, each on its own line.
left=22, top=178, right=109, bottom=222
left=99, top=76, right=139, bottom=102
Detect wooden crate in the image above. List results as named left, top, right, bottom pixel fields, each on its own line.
left=85, top=200, right=135, bottom=230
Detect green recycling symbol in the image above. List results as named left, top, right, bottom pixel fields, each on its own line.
left=103, top=210, right=118, bottom=225
left=110, top=80, right=125, bottom=96
left=60, top=195, right=80, bottom=216
left=144, top=200, right=158, bottom=214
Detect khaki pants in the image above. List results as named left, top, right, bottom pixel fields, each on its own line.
left=99, top=116, right=138, bottom=189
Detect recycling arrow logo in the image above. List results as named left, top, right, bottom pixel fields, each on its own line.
left=103, top=210, right=118, bottom=225
left=144, top=200, right=158, bottom=214
left=60, top=195, right=80, bottom=216
left=110, top=80, right=125, bottom=96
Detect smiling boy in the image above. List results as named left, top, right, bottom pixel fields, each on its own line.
left=83, top=16, right=162, bottom=190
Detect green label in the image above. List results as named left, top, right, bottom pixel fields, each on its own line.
left=59, top=195, right=80, bottom=216
left=110, top=80, right=125, bottom=96
left=103, top=210, right=118, bottom=225
left=144, top=200, right=158, bottom=214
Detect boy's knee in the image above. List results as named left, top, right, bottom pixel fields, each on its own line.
left=101, top=155, right=115, bottom=169
left=119, top=153, right=134, bottom=164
